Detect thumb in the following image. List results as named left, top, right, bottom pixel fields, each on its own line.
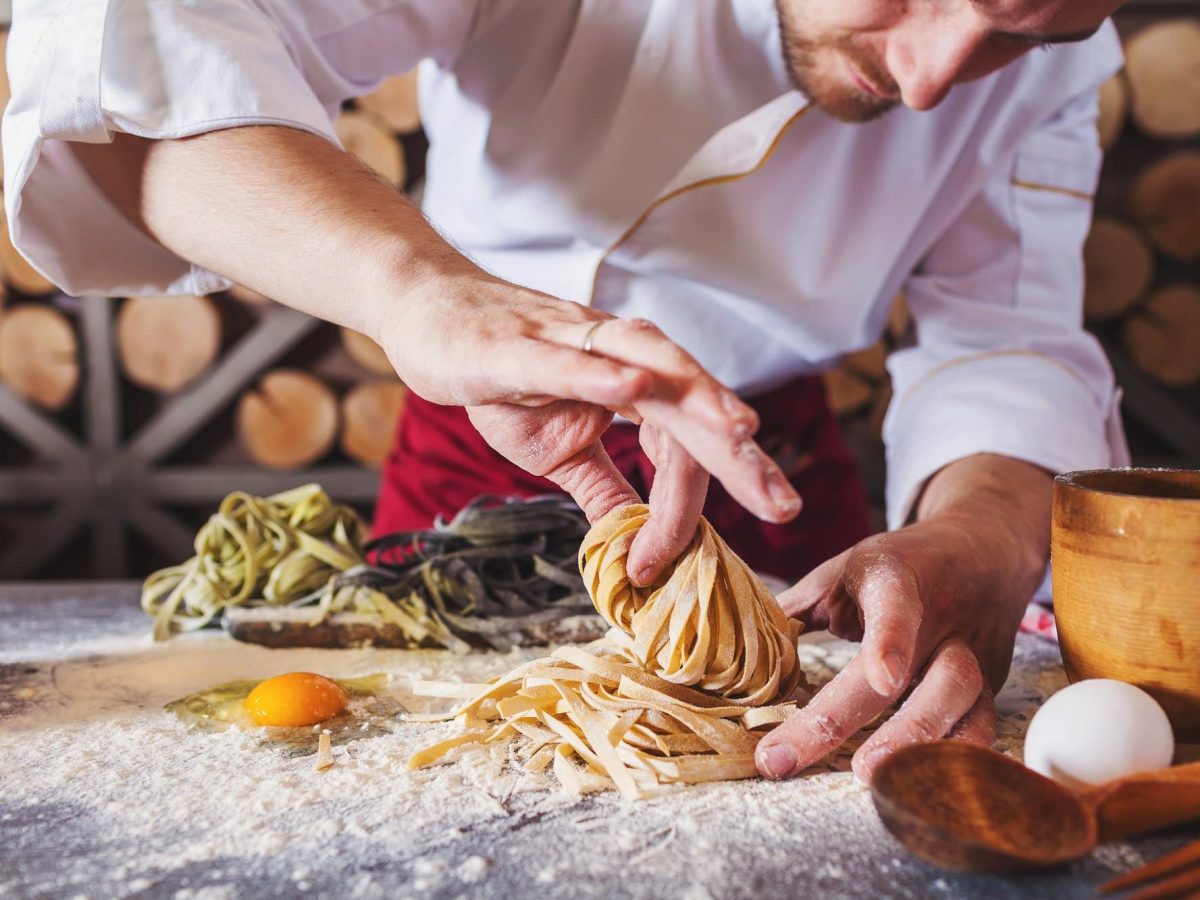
left=626, top=425, right=708, bottom=586
left=775, top=546, right=852, bottom=623
left=545, top=442, right=641, bottom=524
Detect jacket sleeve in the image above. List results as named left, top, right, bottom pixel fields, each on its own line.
left=3, top=0, right=475, bottom=297
left=885, top=80, right=1130, bottom=529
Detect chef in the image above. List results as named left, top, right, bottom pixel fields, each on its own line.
left=5, top=0, right=1129, bottom=782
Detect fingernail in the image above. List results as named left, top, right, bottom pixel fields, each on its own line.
left=633, top=567, right=655, bottom=586
left=722, top=392, right=755, bottom=433
left=882, top=651, right=907, bottom=693
left=850, top=756, right=873, bottom=786
left=767, top=473, right=801, bottom=515
left=756, top=743, right=798, bottom=780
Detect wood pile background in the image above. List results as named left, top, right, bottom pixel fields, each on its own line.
left=0, top=7, right=1196, bottom=577
left=0, top=63, right=424, bottom=578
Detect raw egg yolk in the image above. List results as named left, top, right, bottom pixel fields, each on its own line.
left=243, top=672, right=349, bottom=727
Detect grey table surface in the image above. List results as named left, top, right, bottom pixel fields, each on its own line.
left=1, top=581, right=1196, bottom=900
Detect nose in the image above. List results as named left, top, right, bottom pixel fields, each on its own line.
left=886, top=14, right=987, bottom=111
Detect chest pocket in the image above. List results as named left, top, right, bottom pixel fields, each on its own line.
left=1010, top=130, right=1103, bottom=318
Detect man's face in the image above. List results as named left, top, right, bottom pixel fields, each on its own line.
left=776, top=0, right=1125, bottom=122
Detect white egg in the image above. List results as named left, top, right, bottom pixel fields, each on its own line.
left=1024, top=679, right=1175, bottom=790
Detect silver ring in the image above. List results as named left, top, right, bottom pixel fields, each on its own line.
left=581, top=319, right=608, bottom=354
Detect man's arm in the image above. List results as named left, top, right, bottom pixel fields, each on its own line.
left=70, top=126, right=802, bottom=580
left=7, top=0, right=800, bottom=584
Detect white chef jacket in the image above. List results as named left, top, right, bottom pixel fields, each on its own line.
left=4, top=0, right=1130, bottom=528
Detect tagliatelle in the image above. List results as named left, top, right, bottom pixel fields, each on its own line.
left=140, top=489, right=595, bottom=649
left=408, top=505, right=809, bottom=799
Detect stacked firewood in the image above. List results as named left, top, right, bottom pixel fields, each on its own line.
left=1083, top=20, right=1200, bottom=388
left=0, top=61, right=421, bottom=471
left=224, top=71, right=419, bottom=469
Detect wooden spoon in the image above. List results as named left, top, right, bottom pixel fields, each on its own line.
left=870, top=741, right=1200, bottom=873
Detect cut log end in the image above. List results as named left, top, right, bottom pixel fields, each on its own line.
left=340, top=381, right=408, bottom=468
left=888, top=292, right=911, bottom=341
left=0, top=216, right=57, bottom=296
left=1097, top=72, right=1128, bottom=149
left=1124, top=20, right=1200, bottom=140
left=357, top=70, right=421, bottom=134
left=1083, top=218, right=1155, bottom=321
left=0, top=304, right=79, bottom=410
left=1128, top=152, right=1200, bottom=262
left=335, top=111, right=406, bottom=187
left=340, top=327, right=396, bottom=377
left=116, top=295, right=222, bottom=393
left=823, top=367, right=874, bottom=416
left=1121, top=284, right=1200, bottom=388
left=237, top=369, right=339, bottom=470
left=842, top=340, right=889, bottom=382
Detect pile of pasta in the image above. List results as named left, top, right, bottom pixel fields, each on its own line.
left=408, top=504, right=809, bottom=799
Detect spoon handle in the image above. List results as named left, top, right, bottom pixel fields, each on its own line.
left=1093, top=761, right=1200, bottom=842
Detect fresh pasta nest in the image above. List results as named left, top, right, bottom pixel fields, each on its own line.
left=408, top=504, right=808, bottom=799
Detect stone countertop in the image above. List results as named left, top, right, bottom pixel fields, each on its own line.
left=1, top=581, right=1195, bottom=900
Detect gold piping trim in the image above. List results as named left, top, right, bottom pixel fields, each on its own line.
left=587, top=105, right=812, bottom=304
left=1011, top=179, right=1093, bottom=202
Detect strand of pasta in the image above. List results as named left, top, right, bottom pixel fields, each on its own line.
left=409, top=505, right=808, bottom=799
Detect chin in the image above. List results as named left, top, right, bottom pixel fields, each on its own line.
left=803, top=82, right=898, bottom=123
left=786, top=54, right=899, bottom=123
left=815, top=92, right=898, bottom=123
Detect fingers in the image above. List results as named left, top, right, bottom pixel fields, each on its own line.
left=639, top=395, right=800, bottom=525
left=492, top=340, right=653, bottom=409
left=564, top=318, right=801, bottom=525
left=844, top=550, right=923, bottom=698
left=466, top=404, right=640, bottom=523
left=626, top=426, right=708, bottom=587
left=755, top=652, right=893, bottom=781
left=546, top=441, right=642, bottom=524
left=775, top=547, right=852, bottom=623
left=850, top=639, right=987, bottom=783
left=573, top=317, right=759, bottom=436
left=948, top=687, right=996, bottom=747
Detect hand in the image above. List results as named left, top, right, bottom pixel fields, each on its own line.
left=71, top=127, right=797, bottom=584
left=381, top=271, right=802, bottom=583
left=754, top=497, right=1046, bottom=784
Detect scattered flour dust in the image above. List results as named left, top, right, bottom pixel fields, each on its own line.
left=1, top=627, right=1065, bottom=898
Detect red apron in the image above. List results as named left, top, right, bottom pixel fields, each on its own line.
left=374, top=375, right=872, bottom=583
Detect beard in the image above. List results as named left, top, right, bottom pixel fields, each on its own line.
left=776, top=1, right=901, bottom=123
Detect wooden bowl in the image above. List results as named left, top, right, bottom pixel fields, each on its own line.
left=1052, top=469, right=1200, bottom=741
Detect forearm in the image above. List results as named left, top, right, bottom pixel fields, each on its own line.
left=71, top=125, right=478, bottom=343
left=915, top=453, right=1053, bottom=595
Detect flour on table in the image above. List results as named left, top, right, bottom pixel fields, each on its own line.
left=2, top=626, right=1066, bottom=898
